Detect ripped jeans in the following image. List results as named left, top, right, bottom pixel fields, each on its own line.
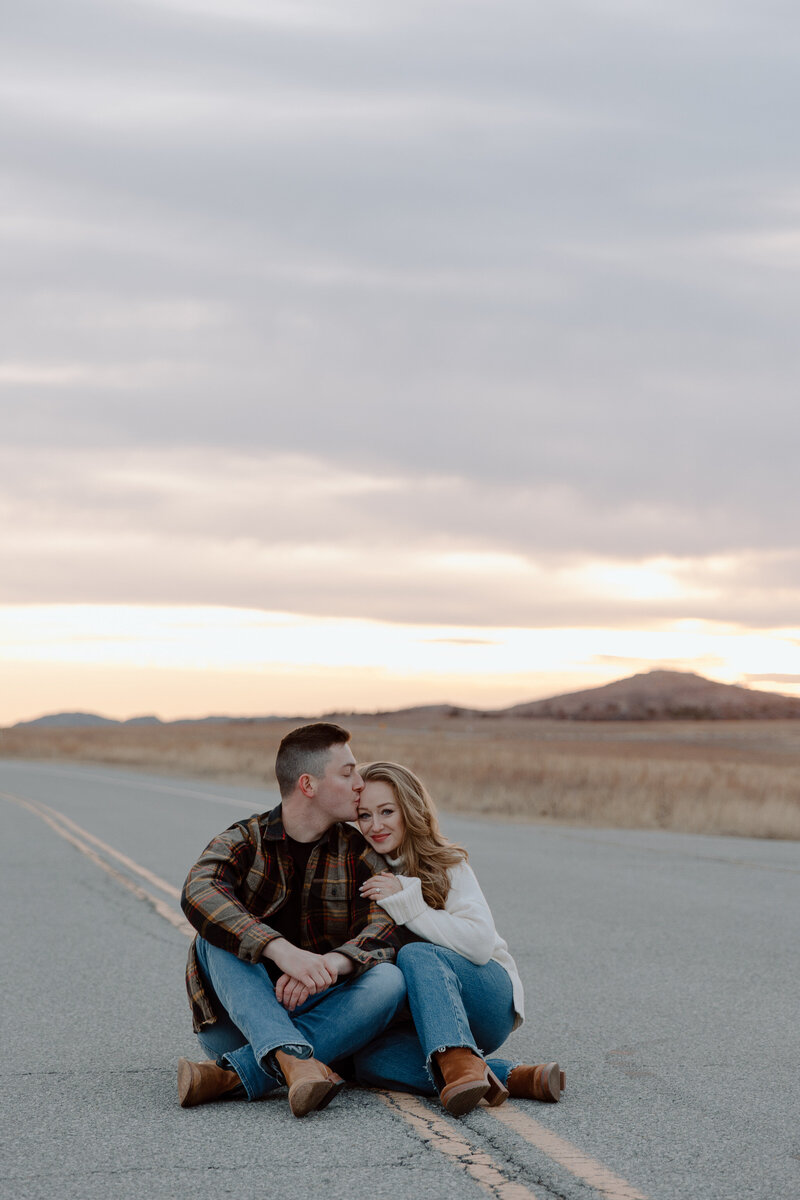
left=351, top=941, right=520, bottom=1094
left=193, top=936, right=407, bottom=1100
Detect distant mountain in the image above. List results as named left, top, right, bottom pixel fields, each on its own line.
left=173, top=715, right=291, bottom=725
left=12, top=712, right=163, bottom=730
left=9, top=711, right=291, bottom=731
left=13, top=712, right=122, bottom=729
left=9, top=671, right=800, bottom=730
left=499, top=669, right=800, bottom=721
left=323, top=704, right=482, bottom=723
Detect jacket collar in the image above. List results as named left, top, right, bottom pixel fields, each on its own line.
left=263, top=803, right=337, bottom=846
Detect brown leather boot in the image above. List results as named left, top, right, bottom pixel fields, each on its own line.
left=273, top=1050, right=340, bottom=1118
left=433, top=1047, right=509, bottom=1117
left=505, top=1062, right=563, bottom=1103
left=315, top=1066, right=346, bottom=1110
left=177, top=1058, right=242, bottom=1108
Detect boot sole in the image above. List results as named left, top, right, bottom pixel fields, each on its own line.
left=288, top=1077, right=335, bottom=1118
left=315, top=1075, right=346, bottom=1112
left=544, top=1062, right=561, bottom=1102
left=441, top=1079, right=490, bottom=1117
left=177, top=1058, right=200, bottom=1108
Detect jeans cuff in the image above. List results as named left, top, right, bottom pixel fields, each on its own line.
left=263, top=1042, right=314, bottom=1083
left=222, top=1047, right=264, bottom=1101
left=426, top=1043, right=482, bottom=1089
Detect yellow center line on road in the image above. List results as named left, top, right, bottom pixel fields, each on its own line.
left=1, top=789, right=193, bottom=937
left=488, top=1105, right=648, bottom=1200
left=4, top=784, right=648, bottom=1200
left=4, top=790, right=182, bottom=898
left=379, top=1092, right=540, bottom=1200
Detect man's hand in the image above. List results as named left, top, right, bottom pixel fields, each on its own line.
left=263, top=939, right=336, bottom=994
left=273, top=950, right=355, bottom=1010
left=275, top=975, right=312, bottom=1011
left=321, top=951, right=354, bottom=979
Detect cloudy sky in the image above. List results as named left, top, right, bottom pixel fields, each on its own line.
left=2, top=0, right=799, bottom=723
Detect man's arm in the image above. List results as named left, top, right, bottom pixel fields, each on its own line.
left=181, top=818, right=286, bottom=964
left=273, top=950, right=354, bottom=1011
left=263, top=938, right=337, bottom=992
left=183, top=818, right=342, bottom=1003
left=333, top=900, right=400, bottom=969
left=272, top=840, right=400, bottom=1011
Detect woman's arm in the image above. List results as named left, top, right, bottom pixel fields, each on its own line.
left=375, top=861, right=498, bottom=965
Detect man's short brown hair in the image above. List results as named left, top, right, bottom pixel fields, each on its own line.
left=275, top=722, right=351, bottom=798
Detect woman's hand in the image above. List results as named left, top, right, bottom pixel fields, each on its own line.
left=360, top=872, right=403, bottom=902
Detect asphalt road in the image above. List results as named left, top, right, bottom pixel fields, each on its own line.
left=2, top=758, right=798, bottom=1200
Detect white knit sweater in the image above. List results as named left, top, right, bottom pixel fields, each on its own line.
left=377, top=857, right=524, bottom=1028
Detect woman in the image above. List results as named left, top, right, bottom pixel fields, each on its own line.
left=351, top=761, right=564, bottom=1116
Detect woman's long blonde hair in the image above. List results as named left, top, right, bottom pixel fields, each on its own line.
left=358, top=761, right=467, bottom=909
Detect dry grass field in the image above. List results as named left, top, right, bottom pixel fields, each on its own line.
left=3, top=714, right=800, bottom=840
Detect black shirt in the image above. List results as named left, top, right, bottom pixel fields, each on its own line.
left=264, top=833, right=318, bottom=982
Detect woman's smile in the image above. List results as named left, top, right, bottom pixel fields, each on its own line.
left=357, top=780, right=406, bottom=855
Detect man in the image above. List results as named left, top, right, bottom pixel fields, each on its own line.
left=178, top=722, right=406, bottom=1117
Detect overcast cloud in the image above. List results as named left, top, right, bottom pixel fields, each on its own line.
left=2, top=0, right=799, bottom=630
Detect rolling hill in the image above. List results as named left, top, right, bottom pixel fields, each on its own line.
left=500, top=669, right=800, bottom=720
left=9, top=669, right=800, bottom=729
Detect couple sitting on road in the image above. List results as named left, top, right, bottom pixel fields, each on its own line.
left=178, top=722, right=564, bottom=1118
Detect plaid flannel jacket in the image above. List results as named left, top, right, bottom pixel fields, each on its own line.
left=181, top=804, right=401, bottom=1031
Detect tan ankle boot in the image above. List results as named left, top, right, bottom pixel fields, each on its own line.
left=505, top=1062, right=564, bottom=1103
left=273, top=1050, right=341, bottom=1118
left=177, top=1058, right=242, bottom=1108
left=433, top=1047, right=509, bottom=1117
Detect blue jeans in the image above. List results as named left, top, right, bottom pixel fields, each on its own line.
left=352, top=941, right=520, bottom=1094
left=193, top=937, right=407, bottom=1100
